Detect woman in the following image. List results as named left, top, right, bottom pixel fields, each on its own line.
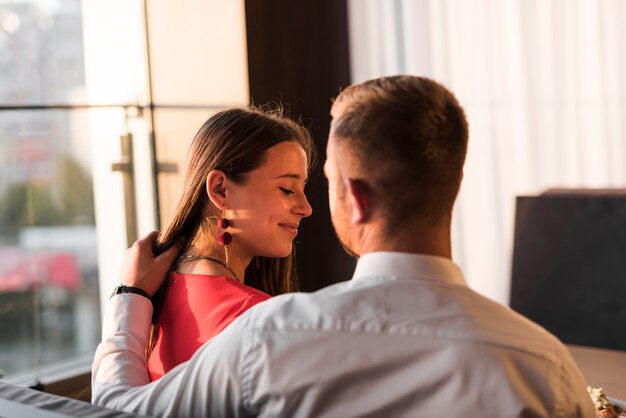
left=147, top=107, right=315, bottom=380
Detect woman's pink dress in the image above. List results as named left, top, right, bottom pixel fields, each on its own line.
left=147, top=272, right=271, bottom=380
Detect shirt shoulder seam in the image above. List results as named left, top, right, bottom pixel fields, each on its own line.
left=241, top=319, right=258, bottom=415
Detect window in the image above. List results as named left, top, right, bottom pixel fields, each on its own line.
left=0, top=1, right=106, bottom=380
left=0, top=0, right=249, bottom=385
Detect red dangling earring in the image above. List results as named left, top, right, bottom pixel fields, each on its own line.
left=218, top=217, right=232, bottom=246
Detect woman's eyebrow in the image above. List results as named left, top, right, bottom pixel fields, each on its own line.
left=274, top=173, right=308, bottom=184
left=274, top=173, right=304, bottom=180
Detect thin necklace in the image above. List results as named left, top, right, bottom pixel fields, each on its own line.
left=178, top=255, right=240, bottom=282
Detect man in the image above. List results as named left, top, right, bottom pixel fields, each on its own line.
left=92, top=76, right=593, bottom=417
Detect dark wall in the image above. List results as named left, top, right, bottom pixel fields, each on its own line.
left=244, top=0, right=355, bottom=291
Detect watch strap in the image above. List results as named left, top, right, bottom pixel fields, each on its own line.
left=111, top=284, right=150, bottom=299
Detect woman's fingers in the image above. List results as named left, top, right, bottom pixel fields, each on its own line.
left=119, top=231, right=179, bottom=297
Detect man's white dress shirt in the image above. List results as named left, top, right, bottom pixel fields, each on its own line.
left=92, top=252, right=594, bottom=417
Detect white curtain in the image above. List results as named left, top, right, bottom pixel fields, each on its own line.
left=348, top=0, right=626, bottom=304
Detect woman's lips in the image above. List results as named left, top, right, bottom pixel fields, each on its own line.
left=279, top=223, right=299, bottom=235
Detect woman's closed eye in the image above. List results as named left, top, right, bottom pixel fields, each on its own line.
left=279, top=187, right=294, bottom=195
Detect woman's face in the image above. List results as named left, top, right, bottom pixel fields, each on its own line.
left=225, top=141, right=312, bottom=259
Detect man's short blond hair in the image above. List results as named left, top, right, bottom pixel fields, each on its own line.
left=330, top=76, right=468, bottom=230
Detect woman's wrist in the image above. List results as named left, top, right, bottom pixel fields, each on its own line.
left=110, top=284, right=150, bottom=299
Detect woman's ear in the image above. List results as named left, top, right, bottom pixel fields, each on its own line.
left=347, top=179, right=371, bottom=224
left=206, top=170, right=228, bottom=210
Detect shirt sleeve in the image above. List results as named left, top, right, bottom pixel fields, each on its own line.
left=92, top=293, right=250, bottom=417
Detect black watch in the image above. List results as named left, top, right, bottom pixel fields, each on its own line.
left=111, top=284, right=150, bottom=299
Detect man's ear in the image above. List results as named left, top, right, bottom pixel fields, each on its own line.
left=347, top=179, right=371, bottom=224
left=206, top=170, right=228, bottom=210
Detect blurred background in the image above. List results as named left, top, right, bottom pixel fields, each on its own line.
left=0, top=0, right=624, bottom=393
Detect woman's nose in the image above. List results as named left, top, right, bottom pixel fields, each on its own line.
left=295, top=192, right=313, bottom=218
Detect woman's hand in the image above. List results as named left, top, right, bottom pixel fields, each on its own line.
left=119, top=231, right=183, bottom=297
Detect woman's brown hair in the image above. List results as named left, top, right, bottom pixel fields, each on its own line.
left=148, top=106, right=316, bottom=354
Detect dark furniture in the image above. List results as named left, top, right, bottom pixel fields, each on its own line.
left=510, top=191, right=626, bottom=350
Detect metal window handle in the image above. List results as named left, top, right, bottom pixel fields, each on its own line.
left=156, top=162, right=178, bottom=173
left=111, top=134, right=138, bottom=248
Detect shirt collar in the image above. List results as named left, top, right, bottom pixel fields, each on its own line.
left=352, top=252, right=467, bottom=287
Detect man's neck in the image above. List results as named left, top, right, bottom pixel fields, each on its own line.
left=355, top=224, right=452, bottom=260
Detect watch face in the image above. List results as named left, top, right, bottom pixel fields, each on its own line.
left=111, top=285, right=127, bottom=298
